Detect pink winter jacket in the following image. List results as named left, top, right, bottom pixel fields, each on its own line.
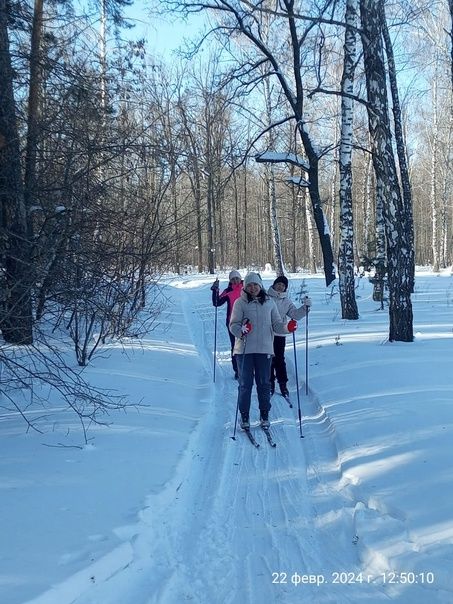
left=212, top=281, right=243, bottom=326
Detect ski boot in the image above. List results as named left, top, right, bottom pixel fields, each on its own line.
left=280, top=383, right=289, bottom=398
left=260, top=410, right=270, bottom=429
left=240, top=412, right=250, bottom=429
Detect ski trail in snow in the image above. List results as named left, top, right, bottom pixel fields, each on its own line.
left=154, top=287, right=380, bottom=603
left=65, top=284, right=390, bottom=604
left=147, top=287, right=314, bottom=603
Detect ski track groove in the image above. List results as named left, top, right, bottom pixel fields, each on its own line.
left=157, top=289, right=392, bottom=603
left=178, top=291, right=317, bottom=602
left=29, top=283, right=450, bottom=604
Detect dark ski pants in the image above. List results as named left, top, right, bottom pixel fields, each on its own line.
left=227, top=329, right=238, bottom=375
left=236, top=353, right=272, bottom=416
left=271, top=335, right=288, bottom=387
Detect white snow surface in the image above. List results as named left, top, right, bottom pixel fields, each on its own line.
left=1, top=270, right=453, bottom=604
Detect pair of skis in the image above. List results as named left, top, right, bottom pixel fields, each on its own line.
left=243, top=425, right=276, bottom=448
left=240, top=393, right=295, bottom=447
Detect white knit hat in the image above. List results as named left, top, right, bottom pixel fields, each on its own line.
left=244, top=272, right=263, bottom=288
left=229, top=270, right=241, bottom=281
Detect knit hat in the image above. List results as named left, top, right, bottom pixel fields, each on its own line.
left=244, top=272, right=263, bottom=288
left=273, top=275, right=289, bottom=290
left=229, top=270, right=241, bottom=281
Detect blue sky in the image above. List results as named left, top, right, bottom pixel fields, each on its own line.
left=124, top=1, right=207, bottom=55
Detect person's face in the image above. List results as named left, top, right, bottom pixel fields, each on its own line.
left=273, top=281, right=286, bottom=293
left=246, top=282, right=261, bottom=296
left=230, top=277, right=241, bottom=286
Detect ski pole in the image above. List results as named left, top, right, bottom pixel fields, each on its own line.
left=213, top=303, right=218, bottom=383
left=231, top=318, right=249, bottom=440
left=305, top=297, right=309, bottom=396
left=292, top=330, right=304, bottom=438
left=212, top=277, right=219, bottom=383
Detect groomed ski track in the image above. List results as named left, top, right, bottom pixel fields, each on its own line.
left=20, top=276, right=453, bottom=604
left=144, top=284, right=388, bottom=604
left=65, top=281, right=403, bottom=603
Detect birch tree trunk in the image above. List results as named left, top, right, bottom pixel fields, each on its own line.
left=449, top=0, right=453, bottom=96
left=231, top=155, right=241, bottom=269
left=360, top=0, right=414, bottom=342
left=373, top=176, right=387, bottom=304
left=206, top=170, right=216, bottom=273
left=263, top=74, right=284, bottom=275
left=330, top=119, right=339, bottom=251
left=441, top=111, right=452, bottom=267
left=338, top=0, right=359, bottom=320
left=363, top=150, right=373, bottom=257
left=303, top=188, right=317, bottom=274
left=243, top=161, right=248, bottom=266
left=268, top=165, right=285, bottom=275
left=258, top=9, right=285, bottom=275
left=431, top=78, right=440, bottom=272
left=381, top=3, right=415, bottom=283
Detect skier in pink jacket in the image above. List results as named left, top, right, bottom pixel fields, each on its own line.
left=211, top=270, right=243, bottom=378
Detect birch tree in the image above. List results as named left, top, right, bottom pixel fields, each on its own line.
left=381, top=2, right=414, bottom=278
left=373, top=176, right=387, bottom=305
left=303, top=187, right=317, bottom=273
left=448, top=0, right=453, bottom=95
left=338, top=0, right=359, bottom=320
left=360, top=0, right=414, bottom=342
left=431, top=77, right=440, bottom=271
left=263, top=75, right=285, bottom=275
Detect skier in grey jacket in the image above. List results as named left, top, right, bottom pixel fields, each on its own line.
left=267, top=275, right=311, bottom=397
left=229, top=272, right=297, bottom=429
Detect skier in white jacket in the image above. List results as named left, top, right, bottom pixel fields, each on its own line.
left=229, top=272, right=297, bottom=429
left=267, top=275, right=311, bottom=397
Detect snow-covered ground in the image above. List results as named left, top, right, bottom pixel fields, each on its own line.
left=1, top=269, right=453, bottom=604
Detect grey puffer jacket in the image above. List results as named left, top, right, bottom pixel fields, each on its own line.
left=229, top=290, right=288, bottom=355
left=267, top=286, right=308, bottom=336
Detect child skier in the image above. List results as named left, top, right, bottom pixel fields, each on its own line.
left=229, top=272, right=297, bottom=429
left=211, top=270, right=243, bottom=378
left=267, top=275, right=311, bottom=397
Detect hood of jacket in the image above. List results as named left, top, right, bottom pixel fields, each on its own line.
left=267, top=286, right=288, bottom=300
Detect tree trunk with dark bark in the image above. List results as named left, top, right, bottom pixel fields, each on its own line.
left=0, top=0, right=33, bottom=344
left=24, top=0, right=44, bottom=242
left=360, top=0, right=414, bottom=342
left=381, top=3, right=415, bottom=284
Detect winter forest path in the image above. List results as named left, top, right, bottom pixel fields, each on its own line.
left=154, top=284, right=388, bottom=603
left=50, top=279, right=393, bottom=604
left=19, top=274, right=453, bottom=604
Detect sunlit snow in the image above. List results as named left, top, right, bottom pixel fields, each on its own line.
left=1, top=269, right=452, bottom=603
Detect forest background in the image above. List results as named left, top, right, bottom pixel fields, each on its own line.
left=0, top=0, right=452, bottom=424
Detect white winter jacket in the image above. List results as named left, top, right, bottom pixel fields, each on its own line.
left=267, top=286, right=308, bottom=336
left=229, top=290, right=288, bottom=355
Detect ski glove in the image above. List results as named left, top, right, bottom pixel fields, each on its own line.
left=287, top=319, right=297, bottom=332
left=241, top=322, right=252, bottom=334
left=303, top=296, right=312, bottom=308
left=210, top=279, right=219, bottom=291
